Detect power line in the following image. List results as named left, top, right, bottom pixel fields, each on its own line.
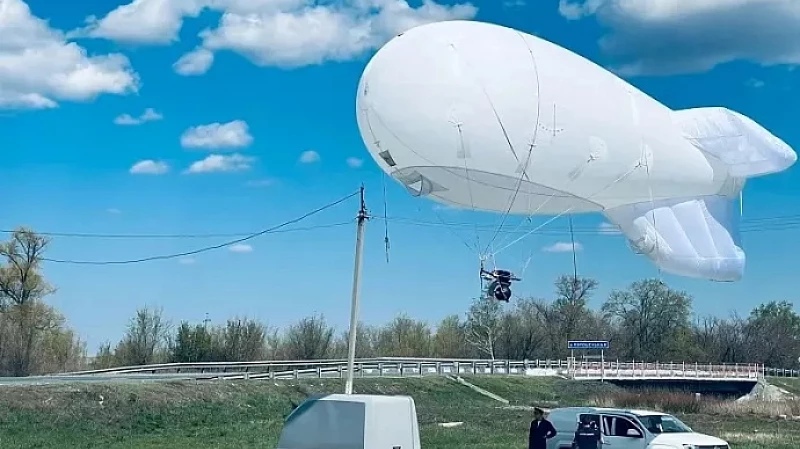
left=40, top=191, right=360, bottom=265
left=377, top=215, right=800, bottom=235
left=7, top=211, right=800, bottom=242
left=1, top=222, right=351, bottom=239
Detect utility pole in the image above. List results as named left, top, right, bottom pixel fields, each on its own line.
left=345, top=185, right=368, bottom=395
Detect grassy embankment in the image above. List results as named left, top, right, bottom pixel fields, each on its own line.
left=0, top=376, right=798, bottom=449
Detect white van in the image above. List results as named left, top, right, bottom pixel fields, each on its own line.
left=276, top=394, right=421, bottom=449
left=546, top=407, right=729, bottom=449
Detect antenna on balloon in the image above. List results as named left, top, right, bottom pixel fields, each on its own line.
left=382, top=173, right=391, bottom=263
left=568, top=216, right=578, bottom=284
left=739, top=190, right=744, bottom=217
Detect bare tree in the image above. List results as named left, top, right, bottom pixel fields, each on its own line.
left=0, top=229, right=57, bottom=375
left=465, top=297, right=503, bottom=359
left=170, top=322, right=214, bottom=363
left=332, top=322, right=377, bottom=358
left=216, top=317, right=268, bottom=361
left=0, top=228, right=54, bottom=310
left=744, top=301, right=800, bottom=367
left=602, top=279, right=692, bottom=359
left=432, top=315, right=469, bottom=358
left=496, top=298, right=547, bottom=360
left=281, top=314, right=335, bottom=360
left=375, top=314, right=432, bottom=357
left=115, top=306, right=171, bottom=366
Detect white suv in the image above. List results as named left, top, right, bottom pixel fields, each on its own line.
left=546, top=407, right=729, bottom=449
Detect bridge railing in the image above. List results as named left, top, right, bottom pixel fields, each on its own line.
left=569, top=361, right=762, bottom=380
left=55, top=357, right=766, bottom=381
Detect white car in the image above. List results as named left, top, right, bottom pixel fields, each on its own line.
left=546, top=407, right=729, bottom=449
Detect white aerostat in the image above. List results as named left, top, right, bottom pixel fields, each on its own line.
left=355, top=20, right=796, bottom=282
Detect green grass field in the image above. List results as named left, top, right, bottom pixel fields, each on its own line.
left=0, top=376, right=797, bottom=448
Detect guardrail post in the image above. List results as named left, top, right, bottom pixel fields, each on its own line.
left=418, top=362, right=423, bottom=377
left=436, top=362, right=441, bottom=376
left=316, top=366, right=322, bottom=378
left=378, top=363, right=384, bottom=377
left=293, top=368, right=298, bottom=379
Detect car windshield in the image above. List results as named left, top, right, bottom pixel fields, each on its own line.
left=637, top=414, right=692, bottom=434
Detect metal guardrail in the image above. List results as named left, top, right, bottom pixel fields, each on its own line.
left=765, top=367, right=800, bottom=378
left=54, top=358, right=765, bottom=382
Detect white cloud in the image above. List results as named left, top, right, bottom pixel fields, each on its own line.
left=179, top=257, right=196, bottom=264
left=299, top=150, right=320, bottom=164
left=69, top=0, right=206, bottom=44
left=106, top=208, right=122, bottom=214
left=180, top=120, right=253, bottom=149
left=0, top=0, right=139, bottom=110
left=185, top=153, right=255, bottom=173
left=598, top=221, right=621, bottom=235
left=346, top=157, right=363, bottom=168
left=114, top=114, right=139, bottom=125
left=558, top=0, right=800, bottom=76
left=229, top=243, right=253, bottom=253
left=114, top=107, right=163, bottom=125
left=503, top=0, right=526, bottom=7
left=130, top=159, right=170, bottom=174
left=543, top=241, right=583, bottom=253
left=746, top=78, right=765, bottom=88
left=140, top=108, right=163, bottom=121
left=73, top=0, right=477, bottom=74
left=173, top=47, right=214, bottom=75
left=246, top=178, right=277, bottom=187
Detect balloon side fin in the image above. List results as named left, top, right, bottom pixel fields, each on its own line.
left=671, top=107, right=797, bottom=178
left=603, top=195, right=744, bottom=282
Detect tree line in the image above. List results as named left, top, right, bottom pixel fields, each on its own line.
left=1, top=227, right=798, bottom=376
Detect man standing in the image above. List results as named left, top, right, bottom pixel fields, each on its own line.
left=573, top=415, right=602, bottom=449
left=529, top=407, right=557, bottom=449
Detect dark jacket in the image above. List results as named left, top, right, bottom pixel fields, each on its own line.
left=573, top=423, right=602, bottom=449
left=529, top=418, right=557, bottom=449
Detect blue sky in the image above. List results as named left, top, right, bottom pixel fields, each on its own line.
left=2, top=0, right=799, bottom=353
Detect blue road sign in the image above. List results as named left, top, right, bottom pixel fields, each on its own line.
left=568, top=340, right=610, bottom=350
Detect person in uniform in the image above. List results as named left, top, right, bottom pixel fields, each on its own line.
left=572, top=415, right=602, bottom=449
left=528, top=407, right=557, bottom=449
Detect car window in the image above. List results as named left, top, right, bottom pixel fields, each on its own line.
left=638, top=415, right=692, bottom=434
left=601, top=415, right=642, bottom=437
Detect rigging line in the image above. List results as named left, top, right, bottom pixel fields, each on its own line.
left=366, top=105, right=573, bottom=200
left=513, top=157, right=597, bottom=279
left=482, top=142, right=533, bottom=256
left=480, top=33, right=542, bottom=257
left=643, top=148, right=662, bottom=280
left=382, top=173, right=390, bottom=263
left=455, top=121, right=483, bottom=253
left=362, top=104, right=500, bottom=253
left=493, top=157, right=595, bottom=252
left=492, top=162, right=645, bottom=257
left=41, top=190, right=360, bottom=265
